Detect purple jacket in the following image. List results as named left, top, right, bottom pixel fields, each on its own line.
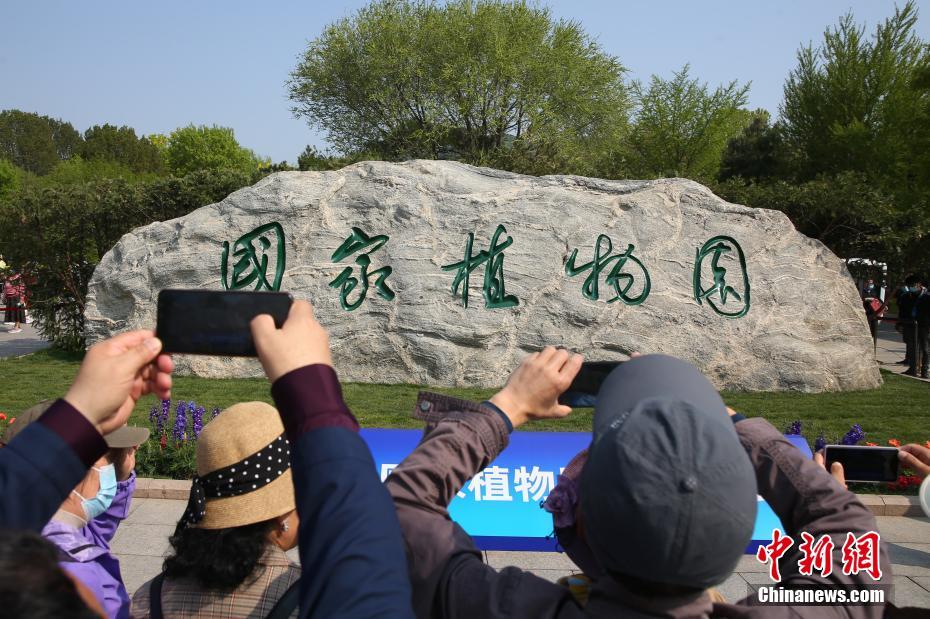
left=42, top=472, right=136, bottom=619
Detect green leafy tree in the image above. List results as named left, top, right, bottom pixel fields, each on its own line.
left=623, top=65, right=751, bottom=181
left=0, top=159, right=18, bottom=200
left=717, top=110, right=786, bottom=182
left=32, top=157, right=157, bottom=188
left=0, top=169, right=253, bottom=350
left=780, top=2, right=929, bottom=184
left=288, top=0, right=629, bottom=174
left=80, top=124, right=165, bottom=174
left=164, top=125, right=263, bottom=176
left=0, top=110, right=82, bottom=175
left=297, top=145, right=375, bottom=171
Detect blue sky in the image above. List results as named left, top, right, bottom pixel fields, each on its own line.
left=2, top=1, right=928, bottom=164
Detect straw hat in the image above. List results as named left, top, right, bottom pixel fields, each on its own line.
left=189, top=402, right=295, bottom=530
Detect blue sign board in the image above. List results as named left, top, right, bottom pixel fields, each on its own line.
left=360, top=429, right=812, bottom=553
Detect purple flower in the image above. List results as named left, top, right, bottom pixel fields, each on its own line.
left=542, top=475, right=579, bottom=529
left=785, top=420, right=802, bottom=436
left=173, top=401, right=187, bottom=442
left=814, top=433, right=827, bottom=452
left=211, top=407, right=220, bottom=419
left=160, top=399, right=170, bottom=434
left=193, top=406, right=205, bottom=438
left=841, top=424, right=865, bottom=446
left=149, top=404, right=158, bottom=425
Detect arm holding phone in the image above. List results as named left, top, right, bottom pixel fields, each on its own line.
left=250, top=301, right=414, bottom=619
left=0, top=331, right=172, bottom=531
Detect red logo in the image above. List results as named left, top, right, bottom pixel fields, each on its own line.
left=841, top=532, right=883, bottom=580
left=756, top=529, right=794, bottom=582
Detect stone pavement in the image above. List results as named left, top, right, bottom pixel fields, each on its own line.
left=113, top=497, right=930, bottom=608
left=0, top=322, right=50, bottom=358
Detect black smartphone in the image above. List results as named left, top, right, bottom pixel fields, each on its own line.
left=156, top=289, right=293, bottom=357
left=824, top=445, right=899, bottom=483
left=558, top=361, right=624, bottom=407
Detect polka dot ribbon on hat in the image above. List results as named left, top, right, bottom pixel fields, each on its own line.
left=180, top=434, right=290, bottom=528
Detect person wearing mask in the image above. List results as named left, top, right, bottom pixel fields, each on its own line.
left=133, top=402, right=302, bottom=618
left=3, top=401, right=148, bottom=619
left=41, top=429, right=146, bottom=619
left=386, top=350, right=890, bottom=618
left=0, top=329, right=172, bottom=532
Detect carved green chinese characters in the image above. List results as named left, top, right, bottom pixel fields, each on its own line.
left=693, top=235, right=750, bottom=318
left=442, top=224, right=519, bottom=309
left=329, top=227, right=395, bottom=311
left=566, top=235, right=651, bottom=305
left=221, top=222, right=285, bottom=291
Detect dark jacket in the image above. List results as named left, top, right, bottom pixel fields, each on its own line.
left=0, top=400, right=108, bottom=532
left=386, top=393, right=891, bottom=619
left=898, top=289, right=921, bottom=324
left=269, top=364, right=414, bottom=619
left=914, top=292, right=930, bottom=326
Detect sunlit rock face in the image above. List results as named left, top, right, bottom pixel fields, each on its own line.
left=86, top=160, right=880, bottom=392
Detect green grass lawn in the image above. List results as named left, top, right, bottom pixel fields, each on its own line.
left=2, top=348, right=928, bottom=448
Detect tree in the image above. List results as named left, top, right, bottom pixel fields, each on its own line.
left=164, top=125, right=263, bottom=176
left=0, top=159, right=18, bottom=200
left=0, top=110, right=82, bottom=175
left=623, top=65, right=751, bottom=181
left=288, top=0, right=629, bottom=174
left=80, top=124, right=165, bottom=174
left=0, top=169, right=254, bottom=350
left=718, top=110, right=786, bottom=182
left=780, top=2, right=929, bottom=184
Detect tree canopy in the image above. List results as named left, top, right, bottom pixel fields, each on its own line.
left=288, top=0, right=629, bottom=174
left=80, top=124, right=165, bottom=174
left=164, top=124, right=264, bottom=176
left=0, top=110, right=82, bottom=175
left=623, top=65, right=751, bottom=181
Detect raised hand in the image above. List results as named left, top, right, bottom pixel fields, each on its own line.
left=250, top=300, right=334, bottom=382
left=489, top=346, right=583, bottom=429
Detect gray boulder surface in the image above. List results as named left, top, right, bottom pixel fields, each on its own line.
left=85, top=160, right=880, bottom=392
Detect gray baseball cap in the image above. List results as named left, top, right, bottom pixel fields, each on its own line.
left=579, top=354, right=757, bottom=589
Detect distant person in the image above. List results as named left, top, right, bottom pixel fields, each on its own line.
left=898, top=274, right=923, bottom=376
left=863, top=294, right=886, bottom=340
left=132, top=402, right=301, bottom=618
left=861, top=278, right=879, bottom=299
left=916, top=285, right=930, bottom=379
left=3, top=272, right=25, bottom=333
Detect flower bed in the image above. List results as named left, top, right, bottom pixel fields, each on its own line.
left=135, top=399, right=220, bottom=479
left=786, top=420, right=926, bottom=495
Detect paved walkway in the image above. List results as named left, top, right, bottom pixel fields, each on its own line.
left=113, top=497, right=930, bottom=608
left=0, top=322, right=50, bottom=358
left=874, top=320, right=930, bottom=383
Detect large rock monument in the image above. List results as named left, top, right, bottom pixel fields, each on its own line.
left=85, top=160, right=880, bottom=392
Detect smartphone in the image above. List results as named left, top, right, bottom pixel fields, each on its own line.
left=156, top=289, right=293, bottom=357
left=558, top=361, right=624, bottom=407
left=824, top=445, right=899, bottom=483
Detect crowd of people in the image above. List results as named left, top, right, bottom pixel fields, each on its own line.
left=1, top=299, right=928, bottom=618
